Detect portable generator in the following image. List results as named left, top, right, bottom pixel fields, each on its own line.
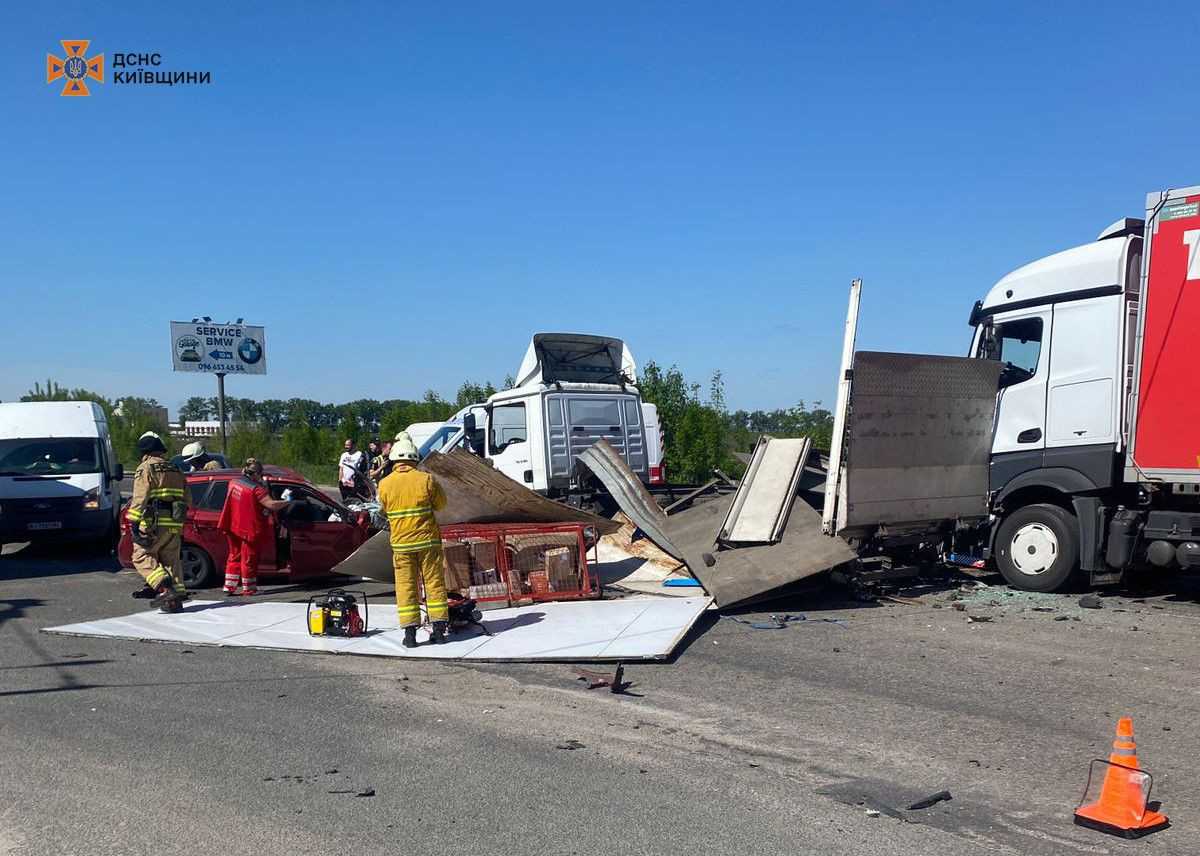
left=306, top=589, right=369, bottom=638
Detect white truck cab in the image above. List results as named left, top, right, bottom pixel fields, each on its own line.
left=970, top=221, right=1141, bottom=485
left=420, top=333, right=651, bottom=499
left=949, top=189, right=1200, bottom=591
left=0, top=401, right=124, bottom=550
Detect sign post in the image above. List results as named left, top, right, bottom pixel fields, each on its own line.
left=170, top=320, right=267, bottom=458
left=215, top=372, right=228, bottom=457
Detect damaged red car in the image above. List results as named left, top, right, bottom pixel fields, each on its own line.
left=118, top=466, right=374, bottom=587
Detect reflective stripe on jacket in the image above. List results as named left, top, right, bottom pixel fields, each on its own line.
left=377, top=465, right=446, bottom=553
left=128, top=455, right=187, bottom=531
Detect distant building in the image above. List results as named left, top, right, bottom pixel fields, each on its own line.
left=114, top=399, right=169, bottom=427
left=182, top=420, right=255, bottom=438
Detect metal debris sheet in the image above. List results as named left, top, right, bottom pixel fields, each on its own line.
left=422, top=448, right=619, bottom=534
left=42, top=596, right=713, bottom=662
left=718, top=436, right=811, bottom=544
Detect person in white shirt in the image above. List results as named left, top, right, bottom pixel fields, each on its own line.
left=338, top=438, right=368, bottom=503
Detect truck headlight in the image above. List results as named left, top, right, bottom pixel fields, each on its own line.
left=83, top=488, right=101, bottom=510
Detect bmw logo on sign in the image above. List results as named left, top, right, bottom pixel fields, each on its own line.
left=238, top=337, right=263, bottom=364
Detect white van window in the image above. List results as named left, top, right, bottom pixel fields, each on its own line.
left=490, top=404, right=527, bottom=452
left=547, top=398, right=564, bottom=427
left=0, top=438, right=102, bottom=476
left=623, top=399, right=640, bottom=426
left=568, top=399, right=621, bottom=427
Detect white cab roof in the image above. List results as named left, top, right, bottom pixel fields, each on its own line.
left=981, top=236, right=1128, bottom=312
left=0, top=401, right=107, bottom=438
left=514, top=333, right=637, bottom=388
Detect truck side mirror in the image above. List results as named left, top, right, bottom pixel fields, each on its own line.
left=112, top=463, right=124, bottom=482
left=462, top=413, right=476, bottom=435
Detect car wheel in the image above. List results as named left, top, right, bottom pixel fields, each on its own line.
left=995, top=503, right=1079, bottom=592
left=180, top=543, right=216, bottom=588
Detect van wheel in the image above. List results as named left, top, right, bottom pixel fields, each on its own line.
left=180, top=544, right=215, bottom=588
left=91, top=520, right=119, bottom=557
left=995, top=503, right=1079, bottom=592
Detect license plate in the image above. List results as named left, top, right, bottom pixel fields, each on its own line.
left=27, top=521, right=63, bottom=531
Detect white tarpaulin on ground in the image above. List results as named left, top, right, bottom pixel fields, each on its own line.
left=42, top=596, right=712, bottom=662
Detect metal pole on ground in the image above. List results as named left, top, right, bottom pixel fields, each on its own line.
left=822, top=279, right=861, bottom=535
left=216, top=372, right=228, bottom=457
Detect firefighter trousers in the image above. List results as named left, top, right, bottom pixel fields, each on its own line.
left=392, top=546, right=448, bottom=628
left=131, top=529, right=185, bottom=593
left=223, top=534, right=260, bottom=594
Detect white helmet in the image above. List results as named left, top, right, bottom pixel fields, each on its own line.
left=389, top=431, right=420, bottom=462
left=181, top=441, right=206, bottom=462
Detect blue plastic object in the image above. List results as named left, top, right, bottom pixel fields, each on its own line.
left=662, top=578, right=703, bottom=588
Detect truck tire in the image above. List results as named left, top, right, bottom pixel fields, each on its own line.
left=180, top=543, right=216, bottom=588
left=995, top=503, right=1079, bottom=592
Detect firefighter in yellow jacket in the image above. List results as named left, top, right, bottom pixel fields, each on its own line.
left=376, top=432, right=447, bottom=647
left=127, top=432, right=189, bottom=613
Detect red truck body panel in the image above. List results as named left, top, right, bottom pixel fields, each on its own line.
left=1131, top=191, right=1200, bottom=475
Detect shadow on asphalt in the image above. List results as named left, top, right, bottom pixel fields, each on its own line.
left=0, top=597, right=47, bottom=626
left=0, top=542, right=122, bottom=580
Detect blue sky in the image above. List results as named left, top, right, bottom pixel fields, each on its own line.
left=2, top=2, right=1197, bottom=416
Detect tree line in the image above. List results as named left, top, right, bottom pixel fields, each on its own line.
left=638, top=361, right=834, bottom=483
left=19, top=367, right=834, bottom=486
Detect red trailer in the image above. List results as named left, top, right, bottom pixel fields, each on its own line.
left=1129, top=187, right=1200, bottom=480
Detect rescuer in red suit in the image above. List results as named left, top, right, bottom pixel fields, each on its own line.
left=217, top=458, right=288, bottom=596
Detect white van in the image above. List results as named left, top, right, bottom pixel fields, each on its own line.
left=0, top=402, right=124, bottom=549
left=404, top=421, right=450, bottom=450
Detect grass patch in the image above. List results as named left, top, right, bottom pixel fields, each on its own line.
left=290, top=462, right=340, bottom=486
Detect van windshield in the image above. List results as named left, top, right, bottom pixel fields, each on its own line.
left=417, top=424, right=463, bottom=459
left=0, top=438, right=103, bottom=476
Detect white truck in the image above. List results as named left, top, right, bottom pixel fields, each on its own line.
left=827, top=185, right=1200, bottom=592
left=418, top=333, right=654, bottom=501
left=0, top=401, right=125, bottom=551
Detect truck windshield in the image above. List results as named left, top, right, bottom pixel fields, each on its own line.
left=0, top=438, right=102, bottom=476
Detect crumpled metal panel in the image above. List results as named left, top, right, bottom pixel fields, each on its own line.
left=840, top=352, right=1002, bottom=532
left=331, top=449, right=618, bottom=583
left=422, top=449, right=619, bottom=534
left=577, top=439, right=683, bottom=558
left=331, top=530, right=394, bottom=583
left=579, top=438, right=856, bottom=608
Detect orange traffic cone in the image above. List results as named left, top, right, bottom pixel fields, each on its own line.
left=1074, top=717, right=1169, bottom=838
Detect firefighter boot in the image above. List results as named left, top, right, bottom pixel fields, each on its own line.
left=132, top=584, right=157, bottom=599
left=402, top=627, right=418, bottom=649
left=152, top=584, right=181, bottom=613
left=429, top=621, right=448, bottom=645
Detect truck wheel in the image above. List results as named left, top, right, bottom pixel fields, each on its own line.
left=180, top=544, right=215, bottom=588
left=995, top=503, right=1079, bottom=592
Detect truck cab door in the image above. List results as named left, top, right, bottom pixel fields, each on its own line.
left=987, top=309, right=1050, bottom=455
left=486, top=402, right=532, bottom=485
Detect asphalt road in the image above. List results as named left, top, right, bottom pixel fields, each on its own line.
left=4, top=543, right=1200, bottom=856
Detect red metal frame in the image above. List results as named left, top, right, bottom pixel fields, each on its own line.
left=440, top=522, right=600, bottom=605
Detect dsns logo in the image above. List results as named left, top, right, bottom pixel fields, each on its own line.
left=46, top=40, right=104, bottom=96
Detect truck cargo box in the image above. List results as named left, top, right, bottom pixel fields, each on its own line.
left=1129, top=186, right=1200, bottom=482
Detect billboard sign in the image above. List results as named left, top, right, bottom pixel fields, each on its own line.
left=170, top=321, right=266, bottom=375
